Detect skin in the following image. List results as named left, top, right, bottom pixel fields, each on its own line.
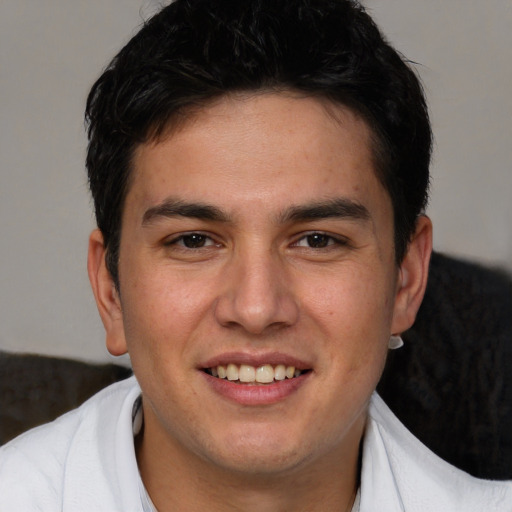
left=88, top=92, right=432, bottom=512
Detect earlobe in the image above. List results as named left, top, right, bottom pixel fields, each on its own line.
left=87, top=229, right=128, bottom=356
left=391, top=215, right=432, bottom=335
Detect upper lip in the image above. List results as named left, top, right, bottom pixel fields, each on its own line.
left=199, top=351, right=312, bottom=370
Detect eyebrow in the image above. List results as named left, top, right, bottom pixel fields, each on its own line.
left=142, top=197, right=370, bottom=226
left=278, top=198, right=370, bottom=224
left=142, top=198, right=229, bottom=225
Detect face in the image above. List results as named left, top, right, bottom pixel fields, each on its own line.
left=89, top=92, right=431, bottom=478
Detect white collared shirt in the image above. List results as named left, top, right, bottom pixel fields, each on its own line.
left=0, top=376, right=510, bottom=511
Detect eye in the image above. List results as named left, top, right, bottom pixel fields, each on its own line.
left=293, top=232, right=347, bottom=249
left=166, top=233, right=217, bottom=249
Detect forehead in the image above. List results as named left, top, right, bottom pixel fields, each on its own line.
left=127, top=92, right=390, bottom=221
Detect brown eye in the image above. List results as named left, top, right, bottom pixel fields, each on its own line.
left=293, top=232, right=348, bottom=250
left=181, top=234, right=209, bottom=248
left=305, top=233, right=331, bottom=248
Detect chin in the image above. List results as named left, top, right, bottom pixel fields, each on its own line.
left=201, top=425, right=321, bottom=476
left=212, top=447, right=308, bottom=477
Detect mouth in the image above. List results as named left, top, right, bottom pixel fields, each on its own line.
left=203, top=363, right=311, bottom=385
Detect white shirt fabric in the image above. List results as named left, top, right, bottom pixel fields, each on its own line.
left=0, top=376, right=510, bottom=511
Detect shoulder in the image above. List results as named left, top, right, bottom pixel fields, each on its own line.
left=363, top=393, right=512, bottom=512
left=0, top=376, right=141, bottom=511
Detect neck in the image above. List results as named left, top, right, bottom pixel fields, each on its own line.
left=136, top=408, right=364, bottom=512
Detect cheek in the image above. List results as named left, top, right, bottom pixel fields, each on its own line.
left=305, top=267, right=395, bottom=329
left=301, top=265, right=395, bottom=364
left=119, top=266, right=215, bottom=357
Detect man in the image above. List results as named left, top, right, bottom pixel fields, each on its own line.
left=0, top=0, right=510, bottom=510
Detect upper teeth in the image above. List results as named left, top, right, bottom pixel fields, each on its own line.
left=210, top=364, right=302, bottom=383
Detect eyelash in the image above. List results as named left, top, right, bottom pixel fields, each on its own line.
left=164, top=232, right=219, bottom=249
left=164, top=231, right=348, bottom=251
left=292, top=232, right=349, bottom=249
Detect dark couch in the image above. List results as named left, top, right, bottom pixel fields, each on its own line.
left=1, top=252, right=511, bottom=479
left=379, top=252, right=512, bottom=479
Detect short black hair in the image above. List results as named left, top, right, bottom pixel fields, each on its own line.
left=86, top=0, right=431, bottom=287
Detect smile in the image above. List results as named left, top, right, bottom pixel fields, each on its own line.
left=204, top=364, right=308, bottom=384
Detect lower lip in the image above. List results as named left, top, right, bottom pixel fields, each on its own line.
left=201, top=371, right=311, bottom=405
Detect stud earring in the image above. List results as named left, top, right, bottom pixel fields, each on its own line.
left=388, top=335, right=404, bottom=350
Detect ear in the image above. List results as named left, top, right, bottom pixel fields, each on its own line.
left=87, top=229, right=128, bottom=356
left=391, top=215, right=432, bottom=335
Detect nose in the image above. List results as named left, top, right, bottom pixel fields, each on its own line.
left=214, top=249, right=299, bottom=335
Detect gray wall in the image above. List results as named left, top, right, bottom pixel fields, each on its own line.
left=1, top=1, right=511, bottom=363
